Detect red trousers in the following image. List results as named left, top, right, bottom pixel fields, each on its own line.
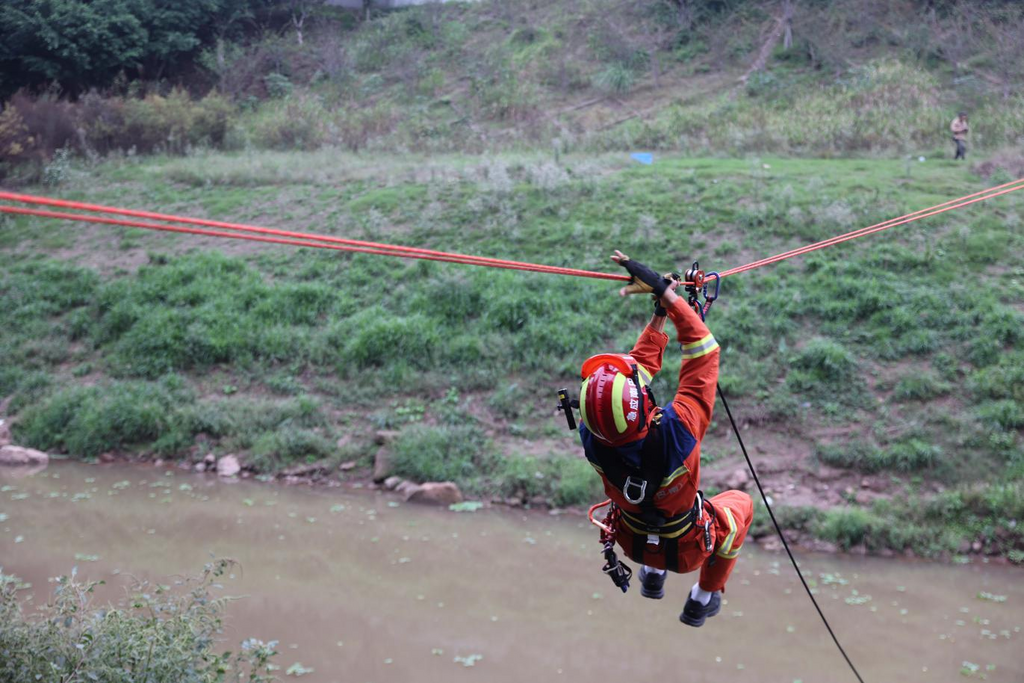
left=615, top=490, right=753, bottom=592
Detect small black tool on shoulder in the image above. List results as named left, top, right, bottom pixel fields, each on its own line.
left=556, top=388, right=578, bottom=431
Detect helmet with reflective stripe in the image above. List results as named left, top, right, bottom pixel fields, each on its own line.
left=579, top=353, right=653, bottom=446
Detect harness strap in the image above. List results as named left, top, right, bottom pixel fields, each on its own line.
left=664, top=534, right=680, bottom=572
left=630, top=529, right=646, bottom=564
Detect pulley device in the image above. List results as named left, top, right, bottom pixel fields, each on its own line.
left=683, top=261, right=720, bottom=321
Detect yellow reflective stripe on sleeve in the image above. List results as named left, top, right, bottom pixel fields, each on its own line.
left=716, top=507, right=738, bottom=559
left=681, top=333, right=715, bottom=351
left=588, top=462, right=603, bottom=474
left=579, top=378, right=591, bottom=433
left=681, top=333, right=719, bottom=360
left=611, top=372, right=628, bottom=434
left=659, top=465, right=689, bottom=488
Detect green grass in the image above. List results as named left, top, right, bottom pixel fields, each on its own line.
left=817, top=438, right=941, bottom=473
left=2, top=151, right=1021, bottom=558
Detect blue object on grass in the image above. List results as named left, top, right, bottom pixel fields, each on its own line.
left=630, top=152, right=654, bottom=165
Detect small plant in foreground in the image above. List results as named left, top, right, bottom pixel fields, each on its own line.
left=0, top=559, right=277, bottom=683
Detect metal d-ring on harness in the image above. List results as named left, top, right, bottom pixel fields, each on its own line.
left=622, top=477, right=647, bottom=505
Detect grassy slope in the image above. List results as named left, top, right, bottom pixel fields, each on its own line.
left=218, top=0, right=1024, bottom=157
left=1, top=149, right=1022, bottom=560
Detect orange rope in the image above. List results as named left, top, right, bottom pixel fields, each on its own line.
left=720, top=177, right=1024, bottom=278
left=3, top=176, right=1022, bottom=283
left=0, top=191, right=630, bottom=282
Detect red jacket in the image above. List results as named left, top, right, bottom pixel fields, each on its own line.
left=580, top=297, right=720, bottom=518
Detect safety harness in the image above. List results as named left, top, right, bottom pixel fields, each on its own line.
left=588, top=491, right=714, bottom=593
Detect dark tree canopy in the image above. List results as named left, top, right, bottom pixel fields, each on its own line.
left=0, top=0, right=272, bottom=98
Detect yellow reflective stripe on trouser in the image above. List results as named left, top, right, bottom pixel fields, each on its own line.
left=716, top=506, right=741, bottom=559
left=610, top=372, right=628, bottom=434
left=681, top=333, right=719, bottom=360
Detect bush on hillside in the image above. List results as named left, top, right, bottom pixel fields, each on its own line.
left=3, top=89, right=237, bottom=159
left=816, top=437, right=940, bottom=473
left=16, top=377, right=196, bottom=457
left=121, top=90, right=236, bottom=153
left=390, top=424, right=498, bottom=490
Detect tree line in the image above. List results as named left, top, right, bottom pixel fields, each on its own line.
left=3, top=0, right=1022, bottom=102
left=0, top=0, right=346, bottom=99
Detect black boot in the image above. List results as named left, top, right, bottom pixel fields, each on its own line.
left=638, top=566, right=666, bottom=599
left=679, top=591, right=721, bottom=627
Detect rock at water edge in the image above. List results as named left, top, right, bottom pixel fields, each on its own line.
left=0, top=445, right=49, bottom=466
left=217, top=454, right=241, bottom=477
left=406, top=482, right=464, bottom=506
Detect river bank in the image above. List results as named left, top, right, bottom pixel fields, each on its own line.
left=3, top=447, right=1018, bottom=567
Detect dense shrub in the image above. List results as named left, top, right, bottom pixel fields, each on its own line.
left=892, top=372, right=950, bottom=402
left=491, top=453, right=603, bottom=507
left=120, top=90, right=235, bottom=153
left=546, top=455, right=604, bottom=507
left=2, top=260, right=99, bottom=330
left=791, top=339, right=858, bottom=384
left=245, top=95, right=328, bottom=151
left=0, top=107, right=39, bottom=179
left=90, top=253, right=343, bottom=377
left=390, top=424, right=498, bottom=491
left=249, top=426, right=336, bottom=472
left=0, top=560, right=277, bottom=683
left=2, top=89, right=237, bottom=159
left=817, top=438, right=940, bottom=472
left=817, top=441, right=883, bottom=471
left=814, top=507, right=884, bottom=550
left=16, top=377, right=196, bottom=457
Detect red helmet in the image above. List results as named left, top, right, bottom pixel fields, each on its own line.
left=579, top=353, right=654, bottom=446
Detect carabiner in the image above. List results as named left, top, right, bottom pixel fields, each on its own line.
left=623, top=476, right=647, bottom=505
left=703, top=271, right=720, bottom=303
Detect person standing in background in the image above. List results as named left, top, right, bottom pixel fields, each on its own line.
left=950, top=111, right=969, bottom=160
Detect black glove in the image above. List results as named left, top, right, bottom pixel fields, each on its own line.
left=619, top=257, right=670, bottom=298
left=653, top=272, right=680, bottom=316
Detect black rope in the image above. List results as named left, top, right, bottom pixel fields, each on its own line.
left=717, top=382, right=866, bottom=683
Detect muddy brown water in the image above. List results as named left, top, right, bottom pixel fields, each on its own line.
left=2, top=462, right=1022, bottom=683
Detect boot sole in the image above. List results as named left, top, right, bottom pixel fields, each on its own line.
left=640, top=587, right=665, bottom=599
left=638, top=569, right=665, bottom=600
left=679, top=599, right=721, bottom=627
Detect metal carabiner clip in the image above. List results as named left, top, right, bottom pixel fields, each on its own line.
left=623, top=476, right=647, bottom=505
left=702, top=271, right=720, bottom=304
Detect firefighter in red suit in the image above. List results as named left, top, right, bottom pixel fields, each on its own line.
left=577, top=250, right=753, bottom=626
